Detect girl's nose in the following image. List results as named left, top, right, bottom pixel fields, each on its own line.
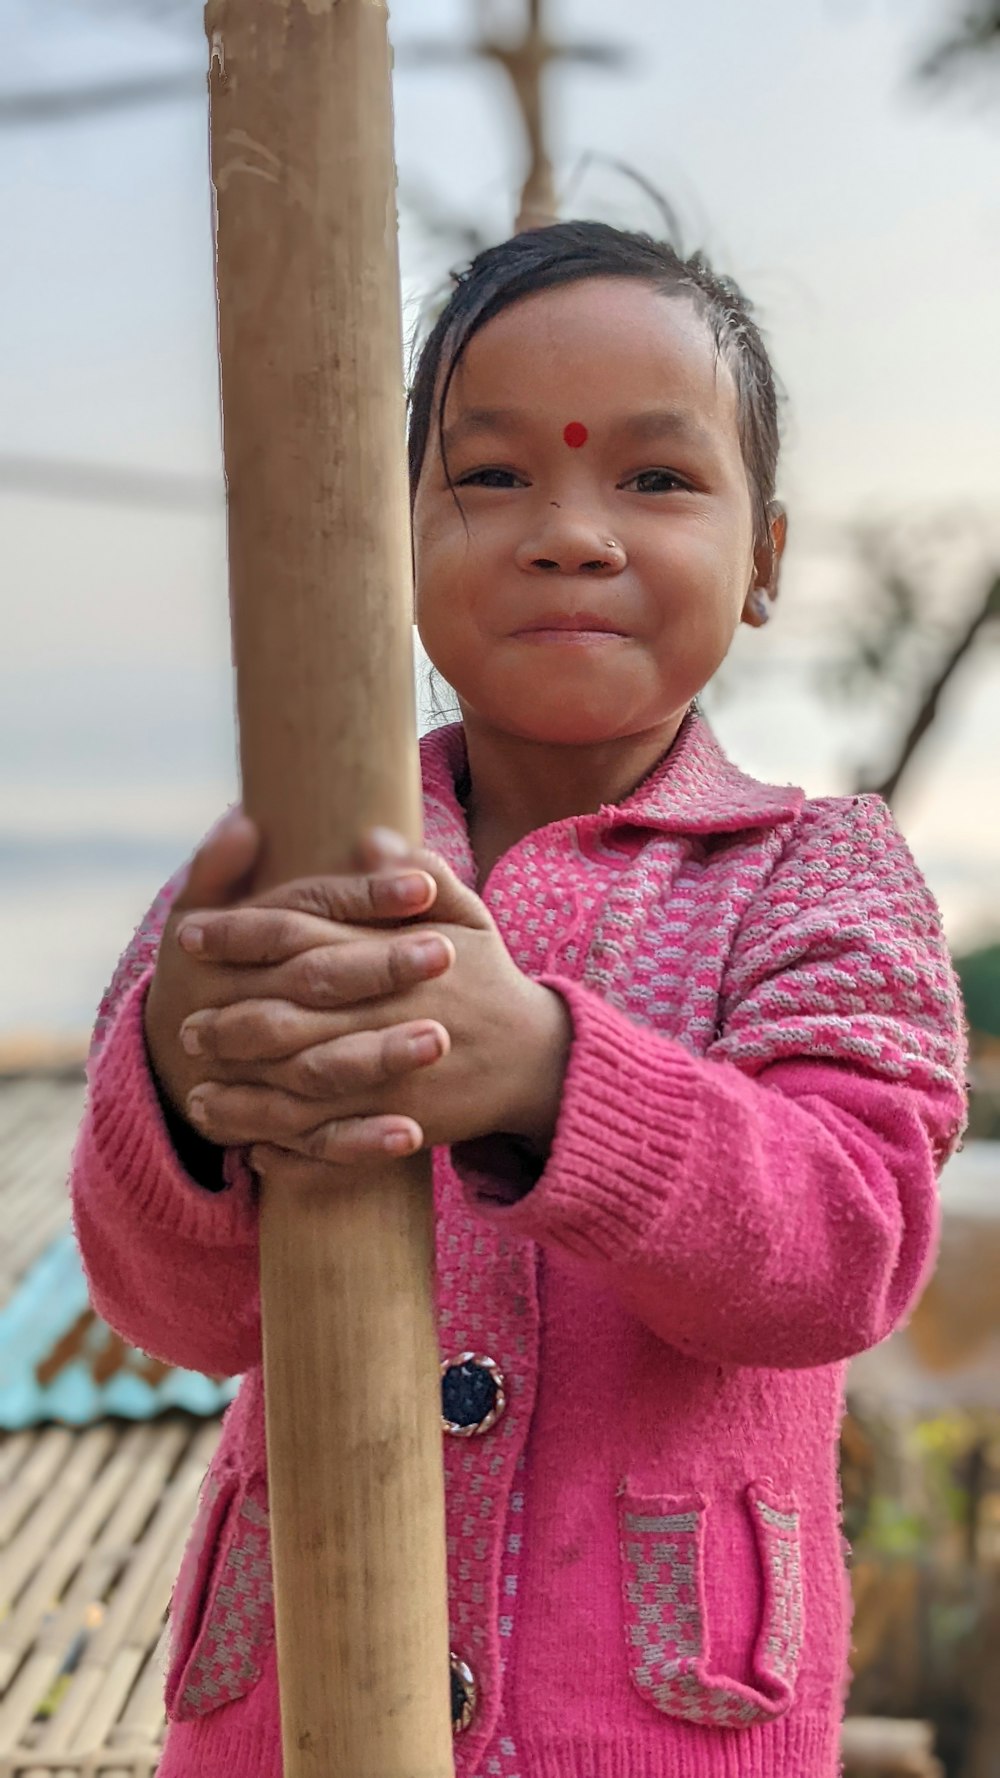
left=514, top=512, right=627, bottom=577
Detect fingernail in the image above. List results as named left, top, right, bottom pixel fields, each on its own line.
left=384, top=1128, right=417, bottom=1155
left=407, top=1031, right=441, bottom=1064
left=404, top=935, right=448, bottom=970
left=178, top=923, right=204, bottom=954
left=187, top=1091, right=209, bottom=1127
left=368, top=826, right=410, bottom=860
left=179, top=1020, right=202, bottom=1056
left=385, top=872, right=432, bottom=910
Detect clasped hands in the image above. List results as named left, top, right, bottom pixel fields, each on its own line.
left=144, top=811, right=571, bottom=1182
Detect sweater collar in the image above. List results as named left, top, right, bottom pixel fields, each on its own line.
left=419, top=707, right=803, bottom=843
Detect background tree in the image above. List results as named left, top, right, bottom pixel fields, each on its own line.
left=817, top=1, right=1000, bottom=808
left=918, top=2, right=1000, bottom=82
left=822, top=532, right=1000, bottom=806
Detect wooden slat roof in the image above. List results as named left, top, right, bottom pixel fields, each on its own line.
left=0, top=1415, right=219, bottom=1775
left=0, top=1075, right=220, bottom=1773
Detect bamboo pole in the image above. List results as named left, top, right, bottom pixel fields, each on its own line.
left=204, top=4, right=454, bottom=1774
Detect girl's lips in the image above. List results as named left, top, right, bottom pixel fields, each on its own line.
left=512, top=628, right=627, bottom=643
left=511, top=604, right=631, bottom=642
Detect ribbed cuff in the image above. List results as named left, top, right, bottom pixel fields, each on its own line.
left=86, top=972, right=259, bottom=1248
left=459, top=974, right=699, bottom=1262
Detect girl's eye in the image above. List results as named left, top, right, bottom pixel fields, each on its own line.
left=623, top=469, right=689, bottom=495
left=454, top=467, right=526, bottom=490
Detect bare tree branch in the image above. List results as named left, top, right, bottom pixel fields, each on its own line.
left=0, top=71, right=201, bottom=125
left=45, top=0, right=201, bottom=31
left=917, top=2, right=1000, bottom=82
left=856, top=576, right=1000, bottom=806
left=0, top=454, right=219, bottom=509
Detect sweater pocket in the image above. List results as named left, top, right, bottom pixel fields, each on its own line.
left=165, top=1460, right=275, bottom=1721
left=618, top=1482, right=804, bottom=1728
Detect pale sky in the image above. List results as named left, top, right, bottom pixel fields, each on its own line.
left=2, top=0, right=999, bottom=1030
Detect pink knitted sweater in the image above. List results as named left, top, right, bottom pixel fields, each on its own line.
left=71, top=710, right=966, bottom=1778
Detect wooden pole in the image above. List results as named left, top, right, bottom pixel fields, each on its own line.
left=512, top=0, right=558, bottom=232
left=401, top=0, right=623, bottom=237
left=204, top=4, right=454, bottom=1774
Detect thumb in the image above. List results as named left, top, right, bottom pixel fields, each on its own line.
left=173, top=808, right=261, bottom=914
left=358, top=827, right=492, bottom=932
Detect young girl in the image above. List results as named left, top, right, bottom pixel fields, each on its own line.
left=71, top=221, right=966, bottom=1778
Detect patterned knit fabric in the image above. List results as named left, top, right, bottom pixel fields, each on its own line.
left=70, top=710, right=967, bottom=1778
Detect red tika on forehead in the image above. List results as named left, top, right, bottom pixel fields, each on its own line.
left=563, top=421, right=588, bottom=448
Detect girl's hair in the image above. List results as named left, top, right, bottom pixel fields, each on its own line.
left=407, top=219, right=781, bottom=550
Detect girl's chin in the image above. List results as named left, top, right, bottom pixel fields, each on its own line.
left=450, top=659, right=677, bottom=745
left=498, top=656, right=713, bottom=737
left=468, top=700, right=649, bottom=748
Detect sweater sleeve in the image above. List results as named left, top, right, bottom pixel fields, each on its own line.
left=450, top=795, right=968, bottom=1369
left=69, top=861, right=262, bottom=1379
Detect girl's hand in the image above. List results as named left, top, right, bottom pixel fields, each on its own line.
left=174, top=833, right=571, bottom=1168
left=144, top=815, right=454, bottom=1143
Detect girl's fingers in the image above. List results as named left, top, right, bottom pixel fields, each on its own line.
left=176, top=868, right=438, bottom=958
left=172, top=810, right=261, bottom=916
left=284, top=1116, right=423, bottom=1165
left=184, top=1037, right=442, bottom=1138
left=260, top=929, right=454, bottom=1011
left=177, top=906, right=347, bottom=967
left=179, top=933, right=454, bottom=1063
left=268, top=1021, right=449, bottom=1100
left=253, top=867, right=437, bottom=923
left=181, top=998, right=338, bottom=1063
left=177, top=926, right=454, bottom=1017
left=184, top=1080, right=375, bottom=1148
left=249, top=1116, right=423, bottom=1183
left=180, top=1017, right=444, bottom=1095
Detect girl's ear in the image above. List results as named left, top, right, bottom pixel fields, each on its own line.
left=742, top=501, right=788, bottom=629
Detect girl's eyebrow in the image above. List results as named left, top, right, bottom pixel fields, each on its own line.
left=440, top=407, right=523, bottom=454
left=619, top=409, right=714, bottom=448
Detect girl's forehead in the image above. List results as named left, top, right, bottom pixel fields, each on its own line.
left=442, top=281, right=737, bottom=434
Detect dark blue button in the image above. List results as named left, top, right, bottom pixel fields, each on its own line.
left=450, top=1652, right=476, bottom=1733
left=440, top=1352, right=506, bottom=1437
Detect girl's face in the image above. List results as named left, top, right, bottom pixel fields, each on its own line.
left=412, top=277, right=782, bottom=749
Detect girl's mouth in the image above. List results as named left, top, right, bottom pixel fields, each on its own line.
left=512, top=612, right=628, bottom=643
left=513, top=629, right=627, bottom=644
